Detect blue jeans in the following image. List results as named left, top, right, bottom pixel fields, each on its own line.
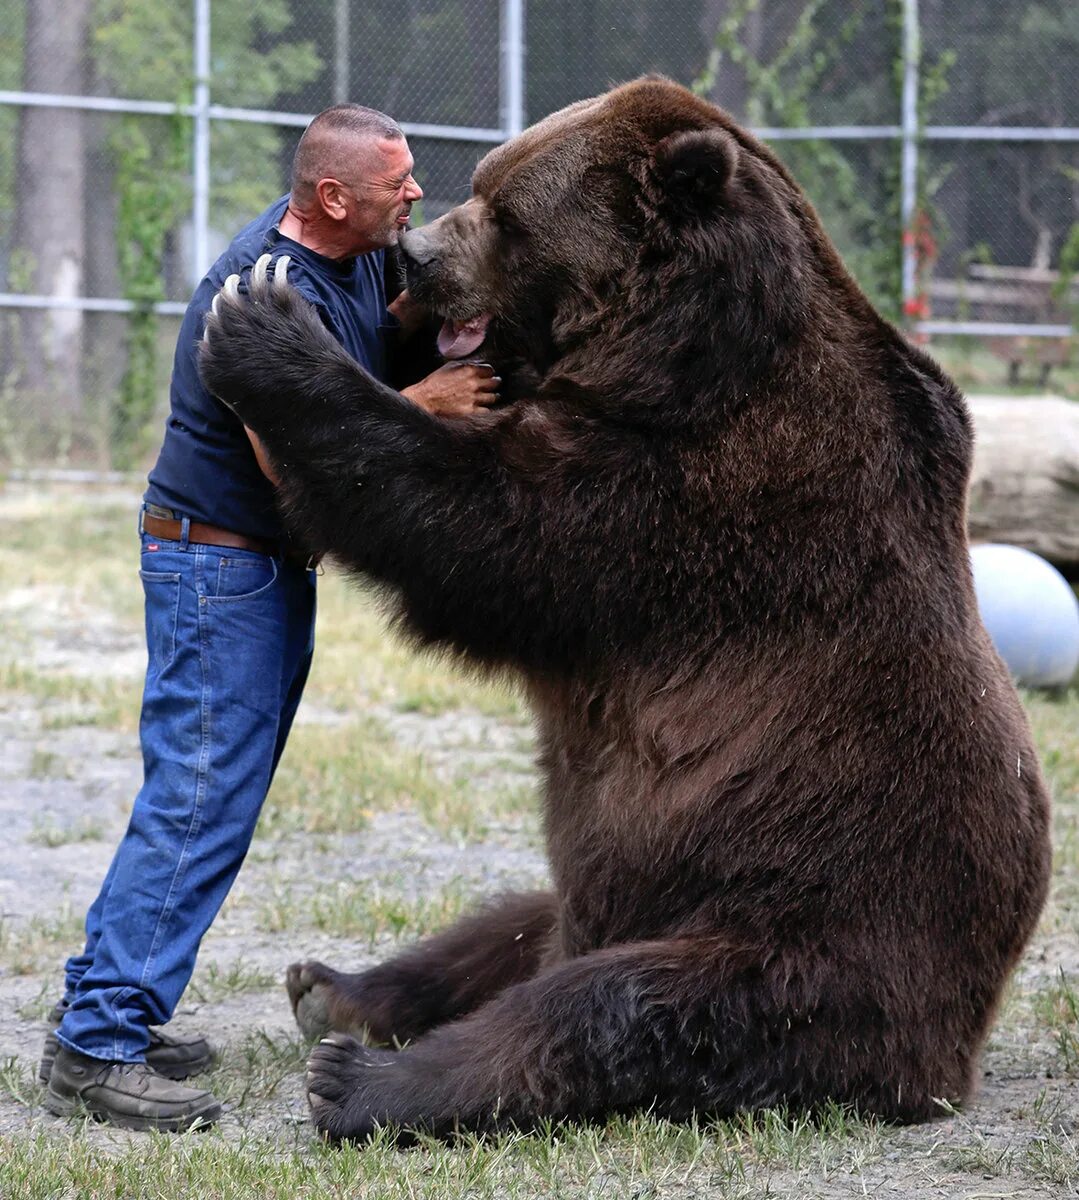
left=57, top=516, right=316, bottom=1062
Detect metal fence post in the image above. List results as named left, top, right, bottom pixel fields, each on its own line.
left=500, top=0, right=525, bottom=138
left=334, top=0, right=350, bottom=103
left=900, top=0, right=920, bottom=318
left=193, top=0, right=211, bottom=283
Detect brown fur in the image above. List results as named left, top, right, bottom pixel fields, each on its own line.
left=199, top=78, right=1051, bottom=1141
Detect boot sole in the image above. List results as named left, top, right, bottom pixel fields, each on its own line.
left=44, top=1087, right=222, bottom=1133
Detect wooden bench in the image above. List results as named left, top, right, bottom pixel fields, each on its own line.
left=929, top=264, right=1075, bottom=385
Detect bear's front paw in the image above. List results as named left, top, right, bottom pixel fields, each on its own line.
left=198, top=252, right=323, bottom=421
left=306, top=1032, right=403, bottom=1143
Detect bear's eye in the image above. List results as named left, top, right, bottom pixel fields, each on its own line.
left=493, top=208, right=526, bottom=239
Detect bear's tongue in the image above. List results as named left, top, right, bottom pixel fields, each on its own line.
left=437, top=314, right=491, bottom=359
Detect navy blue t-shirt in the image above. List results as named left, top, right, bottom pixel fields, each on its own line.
left=146, top=196, right=395, bottom=540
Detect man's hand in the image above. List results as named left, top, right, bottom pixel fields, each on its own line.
left=402, top=361, right=501, bottom=418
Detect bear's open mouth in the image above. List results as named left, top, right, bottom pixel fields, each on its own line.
left=437, top=314, right=492, bottom=360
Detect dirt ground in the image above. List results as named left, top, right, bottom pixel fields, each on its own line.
left=0, top=482, right=1076, bottom=1199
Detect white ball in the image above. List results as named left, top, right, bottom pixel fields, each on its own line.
left=970, top=543, right=1079, bottom=689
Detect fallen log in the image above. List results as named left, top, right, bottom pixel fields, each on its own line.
left=966, top=395, right=1079, bottom=576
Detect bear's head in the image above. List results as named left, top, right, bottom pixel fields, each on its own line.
left=400, top=77, right=864, bottom=399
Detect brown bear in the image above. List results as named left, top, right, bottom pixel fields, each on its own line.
left=198, top=77, right=1051, bottom=1142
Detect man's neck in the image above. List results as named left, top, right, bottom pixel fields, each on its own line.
left=279, top=204, right=354, bottom=261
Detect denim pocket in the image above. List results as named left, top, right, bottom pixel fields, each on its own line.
left=139, top=569, right=181, bottom=672
left=208, top=553, right=278, bottom=602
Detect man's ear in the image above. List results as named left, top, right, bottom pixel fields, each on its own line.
left=315, top=177, right=348, bottom=222
left=653, top=128, right=739, bottom=216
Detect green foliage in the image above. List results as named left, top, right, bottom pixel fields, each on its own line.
left=694, top=0, right=903, bottom=317
left=0, top=0, right=27, bottom=254
left=109, top=111, right=190, bottom=467
left=93, top=2, right=192, bottom=465
left=89, top=0, right=322, bottom=466
left=207, top=2, right=322, bottom=228
left=693, top=0, right=964, bottom=322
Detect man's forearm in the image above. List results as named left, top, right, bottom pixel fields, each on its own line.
left=244, top=425, right=280, bottom=485
left=387, top=288, right=426, bottom=337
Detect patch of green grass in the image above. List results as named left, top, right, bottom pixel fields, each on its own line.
left=0, top=903, right=84, bottom=975
left=188, top=959, right=279, bottom=1005
left=723, top=1103, right=883, bottom=1175
left=262, top=718, right=448, bottom=837
left=304, top=570, right=525, bottom=720
left=26, top=748, right=72, bottom=780
left=1022, top=1127, right=1079, bottom=1188
left=28, top=814, right=106, bottom=847
left=0, top=1055, right=44, bottom=1110
left=212, top=1028, right=310, bottom=1108
left=939, top=1091, right=1079, bottom=1188
left=263, top=720, right=535, bottom=843
left=254, top=885, right=305, bottom=936
left=946, top=1133, right=1017, bottom=1179
left=1032, top=969, right=1079, bottom=1076
left=1025, top=688, right=1079, bottom=933
left=0, top=662, right=140, bottom=731
left=930, top=336, right=1079, bottom=402
left=309, top=878, right=473, bottom=948
left=0, top=1106, right=890, bottom=1200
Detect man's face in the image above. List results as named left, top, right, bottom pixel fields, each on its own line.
left=337, top=136, right=423, bottom=252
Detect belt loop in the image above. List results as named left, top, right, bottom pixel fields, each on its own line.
left=138, top=505, right=146, bottom=537
left=179, top=516, right=191, bottom=551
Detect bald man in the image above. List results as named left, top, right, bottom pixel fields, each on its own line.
left=42, top=105, right=492, bottom=1132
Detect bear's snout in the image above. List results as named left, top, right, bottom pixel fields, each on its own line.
left=398, top=228, right=439, bottom=275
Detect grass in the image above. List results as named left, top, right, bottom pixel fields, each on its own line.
left=1032, top=969, right=1079, bottom=1076
left=28, top=815, right=106, bottom=847
left=2, top=482, right=1079, bottom=1198
left=262, top=718, right=536, bottom=842
left=187, top=959, right=279, bottom=1005
left=254, top=876, right=476, bottom=947
left=289, top=567, right=524, bottom=721
left=308, top=877, right=474, bottom=947
left=0, top=903, right=85, bottom=976
left=260, top=718, right=447, bottom=837
left=0, top=1110, right=889, bottom=1200
left=0, top=662, right=141, bottom=732
left=930, top=335, right=1079, bottom=401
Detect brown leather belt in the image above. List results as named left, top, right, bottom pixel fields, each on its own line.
left=141, top=513, right=320, bottom=570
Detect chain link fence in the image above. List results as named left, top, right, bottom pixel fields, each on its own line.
left=0, top=0, right=1075, bottom=469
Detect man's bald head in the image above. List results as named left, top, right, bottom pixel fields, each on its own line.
left=290, top=105, right=404, bottom=209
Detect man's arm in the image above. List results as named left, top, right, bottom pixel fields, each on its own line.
left=245, top=425, right=280, bottom=485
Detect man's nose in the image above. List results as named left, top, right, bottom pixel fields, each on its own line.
left=405, top=176, right=423, bottom=202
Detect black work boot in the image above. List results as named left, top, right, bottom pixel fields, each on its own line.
left=44, top=1046, right=222, bottom=1132
left=39, top=1000, right=215, bottom=1084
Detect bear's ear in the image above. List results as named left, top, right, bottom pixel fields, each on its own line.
left=653, top=127, right=739, bottom=215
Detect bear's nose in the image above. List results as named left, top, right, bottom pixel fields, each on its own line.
left=399, top=228, right=438, bottom=270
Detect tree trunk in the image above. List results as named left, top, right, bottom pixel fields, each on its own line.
left=12, top=0, right=93, bottom=434
left=967, top=397, right=1079, bottom=574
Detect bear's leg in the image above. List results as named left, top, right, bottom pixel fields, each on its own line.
left=304, top=936, right=951, bottom=1142
left=287, top=891, right=559, bottom=1043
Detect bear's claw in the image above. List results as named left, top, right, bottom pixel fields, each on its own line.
left=204, top=253, right=294, bottom=350
left=305, top=1032, right=399, bottom=1141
